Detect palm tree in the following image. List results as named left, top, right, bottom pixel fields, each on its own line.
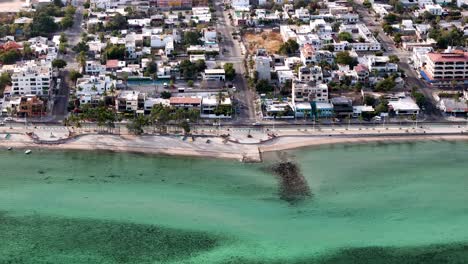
left=77, top=51, right=87, bottom=72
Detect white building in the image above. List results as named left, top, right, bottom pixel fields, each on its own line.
left=292, top=82, right=328, bottom=102
left=85, top=60, right=106, bottom=75
left=388, top=97, right=420, bottom=115
left=76, top=75, right=116, bottom=96
left=204, top=69, right=225, bottom=81
left=424, top=4, right=443, bottom=15
left=11, top=60, right=52, bottom=96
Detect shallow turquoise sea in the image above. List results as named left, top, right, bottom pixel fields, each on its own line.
left=1, top=141, right=468, bottom=263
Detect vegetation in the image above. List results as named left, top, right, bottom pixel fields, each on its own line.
left=256, top=79, right=274, bottom=93
left=278, top=39, right=299, bottom=55
left=183, top=31, right=202, bottom=46
left=69, top=70, right=83, bottom=84
left=428, top=28, right=465, bottom=49
left=223, top=63, right=236, bottom=81
left=161, top=91, right=171, bottom=99
left=52, top=59, right=67, bottom=69
left=335, top=51, right=357, bottom=67
left=178, top=59, right=206, bottom=80
left=338, top=32, right=353, bottom=42
left=375, top=76, right=396, bottom=92
left=105, top=44, right=126, bottom=60
left=0, top=72, right=12, bottom=96
left=106, top=13, right=128, bottom=31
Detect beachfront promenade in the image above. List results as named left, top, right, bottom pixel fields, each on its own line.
left=2, top=122, right=468, bottom=162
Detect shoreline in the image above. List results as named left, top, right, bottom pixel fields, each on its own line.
left=2, top=132, right=468, bottom=162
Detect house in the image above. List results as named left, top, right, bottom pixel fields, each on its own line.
left=314, top=102, right=334, bottom=118
left=293, top=102, right=312, bottom=118
left=388, top=97, right=420, bottom=115
left=201, top=95, right=232, bottom=119
left=424, top=4, right=443, bottom=16
left=116, top=91, right=145, bottom=113
left=438, top=98, right=468, bottom=115
left=331, top=97, right=353, bottom=117
left=169, top=97, right=202, bottom=110
left=85, top=61, right=106, bottom=75
left=144, top=98, right=170, bottom=114
left=353, top=105, right=375, bottom=117
left=17, top=95, right=45, bottom=118
left=76, top=75, right=116, bottom=96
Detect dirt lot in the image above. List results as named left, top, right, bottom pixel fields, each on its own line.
left=243, top=30, right=283, bottom=55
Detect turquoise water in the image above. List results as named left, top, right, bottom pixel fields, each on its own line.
left=1, top=142, right=468, bottom=263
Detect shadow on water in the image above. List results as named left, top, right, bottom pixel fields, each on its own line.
left=221, top=243, right=468, bottom=264
left=0, top=211, right=223, bottom=264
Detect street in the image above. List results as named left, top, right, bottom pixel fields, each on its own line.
left=214, top=2, right=257, bottom=123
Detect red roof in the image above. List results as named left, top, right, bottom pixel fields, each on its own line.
left=0, top=41, right=22, bottom=51
left=354, top=64, right=368, bottom=72
left=300, top=44, right=315, bottom=56
left=106, top=59, right=119, bottom=68
left=427, top=51, right=468, bottom=63
left=169, top=97, right=201, bottom=105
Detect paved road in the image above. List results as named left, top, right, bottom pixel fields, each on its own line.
left=51, top=1, right=84, bottom=120
left=214, top=2, right=256, bottom=123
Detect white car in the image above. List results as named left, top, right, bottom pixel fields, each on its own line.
left=4, top=117, right=13, bottom=122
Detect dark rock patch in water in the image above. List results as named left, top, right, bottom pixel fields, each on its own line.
left=270, top=161, right=311, bottom=204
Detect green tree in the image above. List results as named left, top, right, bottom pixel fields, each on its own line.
left=52, top=59, right=67, bottom=68
left=60, top=15, right=74, bottom=29
left=32, top=14, right=58, bottom=36
left=256, top=79, right=274, bottom=93
left=388, top=55, right=400, bottom=63
left=105, top=44, right=126, bottom=60
left=127, top=115, right=148, bottom=135
left=69, top=70, right=83, bottom=84
left=335, top=51, right=357, bottom=67
left=0, top=72, right=11, bottom=96
left=161, top=91, right=171, bottom=99
left=375, top=77, right=396, bottom=92
left=278, top=39, right=299, bottom=55
left=338, top=32, right=353, bottom=42
left=77, top=51, right=87, bottom=71
left=224, top=63, right=236, bottom=81
left=106, top=13, right=128, bottom=30
left=0, top=50, right=20, bottom=64
left=183, top=31, right=202, bottom=46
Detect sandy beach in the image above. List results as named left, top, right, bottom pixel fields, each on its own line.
left=2, top=128, right=468, bottom=162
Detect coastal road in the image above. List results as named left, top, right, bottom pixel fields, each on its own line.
left=214, top=1, right=256, bottom=123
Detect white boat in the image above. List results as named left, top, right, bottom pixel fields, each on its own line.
left=25, top=150, right=32, bottom=154
left=7, top=147, right=12, bottom=150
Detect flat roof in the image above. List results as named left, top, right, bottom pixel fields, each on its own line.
left=205, top=69, right=225, bottom=74
left=170, top=97, right=201, bottom=105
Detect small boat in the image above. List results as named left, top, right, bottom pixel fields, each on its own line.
left=7, top=147, right=12, bottom=150
left=25, top=150, right=32, bottom=154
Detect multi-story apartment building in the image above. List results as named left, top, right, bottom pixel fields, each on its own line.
left=422, top=50, right=468, bottom=87
left=292, top=81, right=328, bottom=102
left=11, top=60, right=52, bottom=96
